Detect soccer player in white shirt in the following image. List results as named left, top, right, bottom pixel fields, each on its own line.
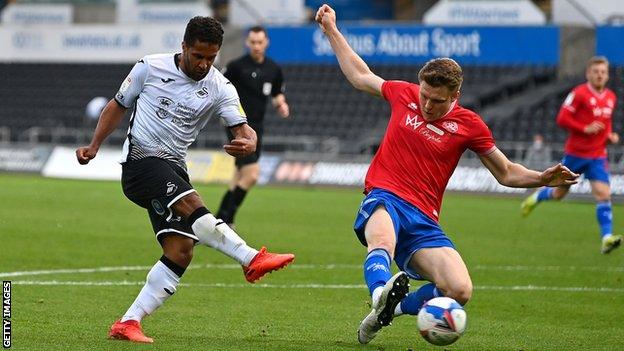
left=76, top=16, right=294, bottom=343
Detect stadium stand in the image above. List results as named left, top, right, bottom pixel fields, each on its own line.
left=0, top=62, right=565, bottom=153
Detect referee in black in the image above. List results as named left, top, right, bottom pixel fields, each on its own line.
left=217, top=26, right=290, bottom=227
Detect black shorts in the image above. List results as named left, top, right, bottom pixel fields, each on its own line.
left=121, top=157, right=199, bottom=244
left=226, top=124, right=263, bottom=168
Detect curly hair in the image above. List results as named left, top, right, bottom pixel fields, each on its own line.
left=184, top=16, right=224, bottom=47
left=418, top=58, right=463, bottom=93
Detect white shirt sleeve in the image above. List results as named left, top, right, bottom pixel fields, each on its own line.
left=115, top=58, right=149, bottom=109
left=216, top=82, right=247, bottom=127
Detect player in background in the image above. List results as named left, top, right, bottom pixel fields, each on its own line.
left=315, top=4, right=578, bottom=344
left=216, top=26, right=290, bottom=227
left=521, top=56, right=622, bottom=254
left=75, top=16, right=294, bottom=343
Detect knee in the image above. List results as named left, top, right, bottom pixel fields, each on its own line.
left=367, top=241, right=395, bottom=258
left=552, top=187, right=568, bottom=200
left=242, top=173, right=259, bottom=187
left=443, top=281, right=473, bottom=305
left=165, top=245, right=194, bottom=268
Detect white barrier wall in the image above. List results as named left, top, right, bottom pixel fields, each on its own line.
left=37, top=146, right=624, bottom=198
left=0, top=25, right=184, bottom=63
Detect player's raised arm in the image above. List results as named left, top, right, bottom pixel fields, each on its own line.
left=479, top=149, right=579, bottom=188
left=315, top=4, right=384, bottom=97
left=75, top=99, right=127, bottom=164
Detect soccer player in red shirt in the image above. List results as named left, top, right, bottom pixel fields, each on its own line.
left=521, top=56, right=622, bottom=254
left=316, top=4, right=578, bottom=344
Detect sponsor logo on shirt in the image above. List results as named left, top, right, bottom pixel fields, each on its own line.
left=405, top=113, right=423, bottom=130
left=161, top=78, right=175, bottom=83
left=166, top=181, right=178, bottom=196
left=119, top=76, right=131, bottom=93
left=426, top=124, right=445, bottom=136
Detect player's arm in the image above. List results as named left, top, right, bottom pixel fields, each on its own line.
left=218, top=81, right=257, bottom=157
left=608, top=98, right=619, bottom=144
left=76, top=58, right=147, bottom=165
left=224, top=123, right=257, bottom=157
left=76, top=100, right=127, bottom=164
left=479, top=149, right=578, bottom=188
left=315, top=4, right=384, bottom=97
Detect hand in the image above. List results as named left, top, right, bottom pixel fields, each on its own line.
left=224, top=138, right=256, bottom=158
left=277, top=102, right=290, bottom=118
left=608, top=132, right=619, bottom=144
left=583, top=121, right=605, bottom=135
left=315, top=4, right=337, bottom=34
left=539, top=163, right=579, bottom=187
left=75, top=146, right=98, bottom=165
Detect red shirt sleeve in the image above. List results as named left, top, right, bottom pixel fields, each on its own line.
left=556, top=89, right=586, bottom=133
left=468, top=116, right=496, bottom=155
left=381, top=80, right=412, bottom=104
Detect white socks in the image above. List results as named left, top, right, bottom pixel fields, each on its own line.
left=191, top=213, right=258, bottom=266
left=121, top=260, right=180, bottom=322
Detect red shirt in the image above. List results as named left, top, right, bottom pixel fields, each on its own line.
left=365, top=81, right=496, bottom=222
left=557, top=83, right=617, bottom=158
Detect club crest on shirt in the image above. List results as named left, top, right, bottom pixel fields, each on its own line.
left=156, top=96, right=173, bottom=119
left=195, top=87, right=209, bottom=98
left=441, top=121, right=458, bottom=133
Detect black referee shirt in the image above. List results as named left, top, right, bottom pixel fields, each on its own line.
left=223, top=54, right=285, bottom=124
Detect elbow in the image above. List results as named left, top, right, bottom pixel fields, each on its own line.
left=350, top=77, right=366, bottom=91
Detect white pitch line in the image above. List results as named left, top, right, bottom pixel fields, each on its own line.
left=1, top=263, right=623, bottom=278
left=10, top=280, right=624, bottom=293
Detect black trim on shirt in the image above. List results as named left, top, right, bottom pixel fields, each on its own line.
left=174, top=53, right=180, bottom=69
left=114, top=97, right=127, bottom=109
left=227, top=122, right=247, bottom=129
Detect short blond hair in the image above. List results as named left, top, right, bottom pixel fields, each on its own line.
left=418, top=58, right=463, bottom=93
left=587, top=55, right=609, bottom=68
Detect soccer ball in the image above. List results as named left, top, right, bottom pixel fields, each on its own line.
left=417, top=297, right=467, bottom=346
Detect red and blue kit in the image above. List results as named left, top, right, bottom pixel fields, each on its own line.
left=364, top=80, right=496, bottom=221
left=557, top=83, right=617, bottom=159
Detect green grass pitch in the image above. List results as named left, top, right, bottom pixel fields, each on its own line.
left=1, top=173, right=623, bottom=350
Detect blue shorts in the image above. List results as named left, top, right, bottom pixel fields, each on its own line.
left=353, top=188, right=455, bottom=280
left=562, top=154, right=609, bottom=184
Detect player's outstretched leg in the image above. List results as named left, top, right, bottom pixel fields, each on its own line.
left=189, top=207, right=294, bottom=282
left=521, top=187, right=554, bottom=217
left=393, top=282, right=442, bottom=317
left=358, top=271, right=409, bottom=344
left=601, top=234, right=622, bottom=254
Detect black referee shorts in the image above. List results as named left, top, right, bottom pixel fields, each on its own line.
left=226, top=124, right=264, bottom=168
left=121, top=157, right=199, bottom=244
